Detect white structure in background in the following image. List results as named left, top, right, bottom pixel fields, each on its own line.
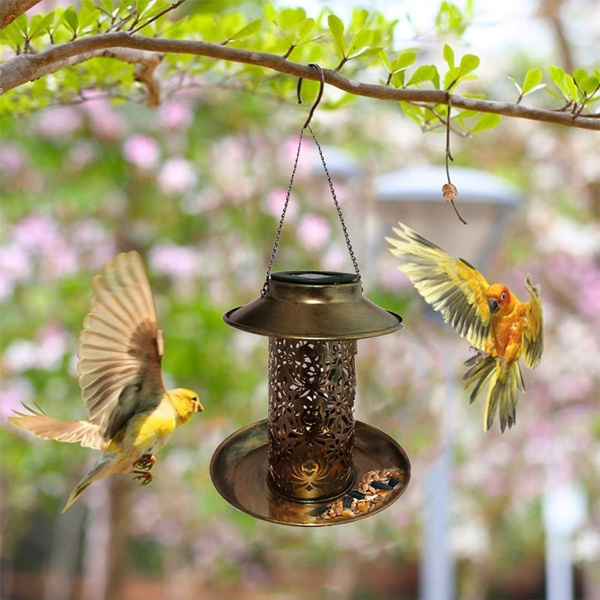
left=543, top=481, right=587, bottom=600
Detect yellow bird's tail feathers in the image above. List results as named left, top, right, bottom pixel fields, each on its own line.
left=463, top=356, right=525, bottom=432
left=62, top=454, right=117, bottom=513
left=9, top=405, right=104, bottom=450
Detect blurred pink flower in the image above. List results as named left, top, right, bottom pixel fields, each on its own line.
left=158, top=158, right=198, bottom=195
left=0, top=243, right=32, bottom=301
left=149, top=243, right=199, bottom=282
left=158, top=100, right=192, bottom=130
left=297, top=214, right=330, bottom=251
left=37, top=106, right=82, bottom=140
left=4, top=324, right=71, bottom=373
left=13, top=215, right=61, bottom=253
left=263, top=188, right=298, bottom=219
left=66, top=141, right=96, bottom=172
left=123, top=134, right=160, bottom=170
left=82, top=98, right=123, bottom=141
left=0, top=378, right=34, bottom=423
left=0, top=144, right=26, bottom=176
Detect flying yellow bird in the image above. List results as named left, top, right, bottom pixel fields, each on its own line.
left=387, top=222, right=543, bottom=432
left=9, top=251, right=203, bottom=512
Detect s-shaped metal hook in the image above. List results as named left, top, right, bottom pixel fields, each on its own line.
left=297, top=63, right=325, bottom=129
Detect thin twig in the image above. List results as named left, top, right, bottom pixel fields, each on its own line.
left=128, top=0, right=187, bottom=35
left=443, top=95, right=468, bottom=225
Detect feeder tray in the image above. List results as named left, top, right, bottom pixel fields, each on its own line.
left=211, top=271, right=410, bottom=527
left=210, top=419, right=411, bottom=526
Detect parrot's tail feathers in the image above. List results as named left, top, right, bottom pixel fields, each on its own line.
left=9, top=405, right=104, bottom=450
left=62, top=454, right=116, bottom=513
left=484, top=361, right=525, bottom=433
left=463, top=355, right=496, bottom=404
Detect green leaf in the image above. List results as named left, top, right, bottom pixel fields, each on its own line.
left=352, top=46, right=382, bottom=60
left=457, top=53, right=479, bottom=77
left=400, top=101, right=425, bottom=126
left=14, top=14, right=28, bottom=37
left=328, top=14, right=346, bottom=56
left=563, top=73, right=579, bottom=101
left=443, top=43, right=454, bottom=69
left=294, top=17, right=315, bottom=44
left=230, top=18, right=261, bottom=41
left=579, top=75, right=599, bottom=95
left=572, top=67, right=588, bottom=84
left=549, top=65, right=568, bottom=96
left=62, top=7, right=79, bottom=35
left=406, top=65, right=437, bottom=87
left=391, top=50, right=417, bottom=73
left=508, top=76, right=522, bottom=96
left=29, top=13, right=54, bottom=39
left=521, top=68, right=543, bottom=95
left=470, top=113, right=501, bottom=133
left=347, top=29, right=373, bottom=57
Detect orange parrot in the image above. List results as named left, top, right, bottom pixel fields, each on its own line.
left=9, top=251, right=203, bottom=511
left=387, top=222, right=543, bottom=432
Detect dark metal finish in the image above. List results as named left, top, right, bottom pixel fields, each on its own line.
left=224, top=271, right=403, bottom=341
left=210, top=419, right=411, bottom=527
left=267, top=338, right=357, bottom=501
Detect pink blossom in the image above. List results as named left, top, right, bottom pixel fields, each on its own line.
left=13, top=215, right=60, bottom=254
left=0, top=144, right=26, bottom=176
left=157, top=158, right=198, bottom=195
left=0, top=378, right=34, bottom=423
left=0, top=243, right=32, bottom=301
left=158, top=100, right=192, bottom=130
left=82, top=98, right=123, bottom=141
left=297, top=214, right=330, bottom=251
left=4, top=324, right=71, bottom=372
left=122, top=134, right=161, bottom=170
left=149, top=243, right=199, bottom=282
left=263, top=188, right=298, bottom=219
left=37, top=106, right=82, bottom=140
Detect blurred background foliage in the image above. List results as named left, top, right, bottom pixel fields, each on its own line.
left=1, top=1, right=600, bottom=599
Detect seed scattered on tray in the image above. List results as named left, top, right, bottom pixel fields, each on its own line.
left=321, top=467, right=405, bottom=520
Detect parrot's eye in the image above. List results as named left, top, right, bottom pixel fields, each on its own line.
left=500, top=292, right=506, bottom=301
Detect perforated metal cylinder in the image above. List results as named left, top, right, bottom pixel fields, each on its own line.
left=267, top=337, right=357, bottom=501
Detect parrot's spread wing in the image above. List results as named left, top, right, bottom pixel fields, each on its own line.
left=522, top=275, right=543, bottom=369
left=78, top=251, right=166, bottom=441
left=387, top=222, right=492, bottom=350
left=9, top=405, right=104, bottom=449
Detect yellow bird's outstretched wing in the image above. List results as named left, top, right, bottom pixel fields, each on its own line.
left=9, top=405, right=104, bottom=449
left=522, top=274, right=544, bottom=369
left=387, top=222, right=492, bottom=350
left=77, top=251, right=166, bottom=442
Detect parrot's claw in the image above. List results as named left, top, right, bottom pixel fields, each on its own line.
left=494, top=356, right=508, bottom=372
left=464, top=347, right=488, bottom=367
left=133, top=454, right=156, bottom=471
left=133, top=471, right=153, bottom=486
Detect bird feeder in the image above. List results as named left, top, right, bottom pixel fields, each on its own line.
left=210, top=65, right=410, bottom=526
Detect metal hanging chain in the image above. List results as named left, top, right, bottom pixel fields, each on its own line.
left=306, top=124, right=362, bottom=284
left=261, top=128, right=305, bottom=297
left=261, top=62, right=362, bottom=296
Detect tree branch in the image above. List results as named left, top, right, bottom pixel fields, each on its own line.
left=0, top=0, right=41, bottom=30
left=1, top=32, right=599, bottom=130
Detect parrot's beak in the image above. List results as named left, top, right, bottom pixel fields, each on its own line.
left=488, top=297, right=500, bottom=315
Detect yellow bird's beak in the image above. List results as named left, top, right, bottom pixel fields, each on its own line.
left=196, top=401, right=204, bottom=413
